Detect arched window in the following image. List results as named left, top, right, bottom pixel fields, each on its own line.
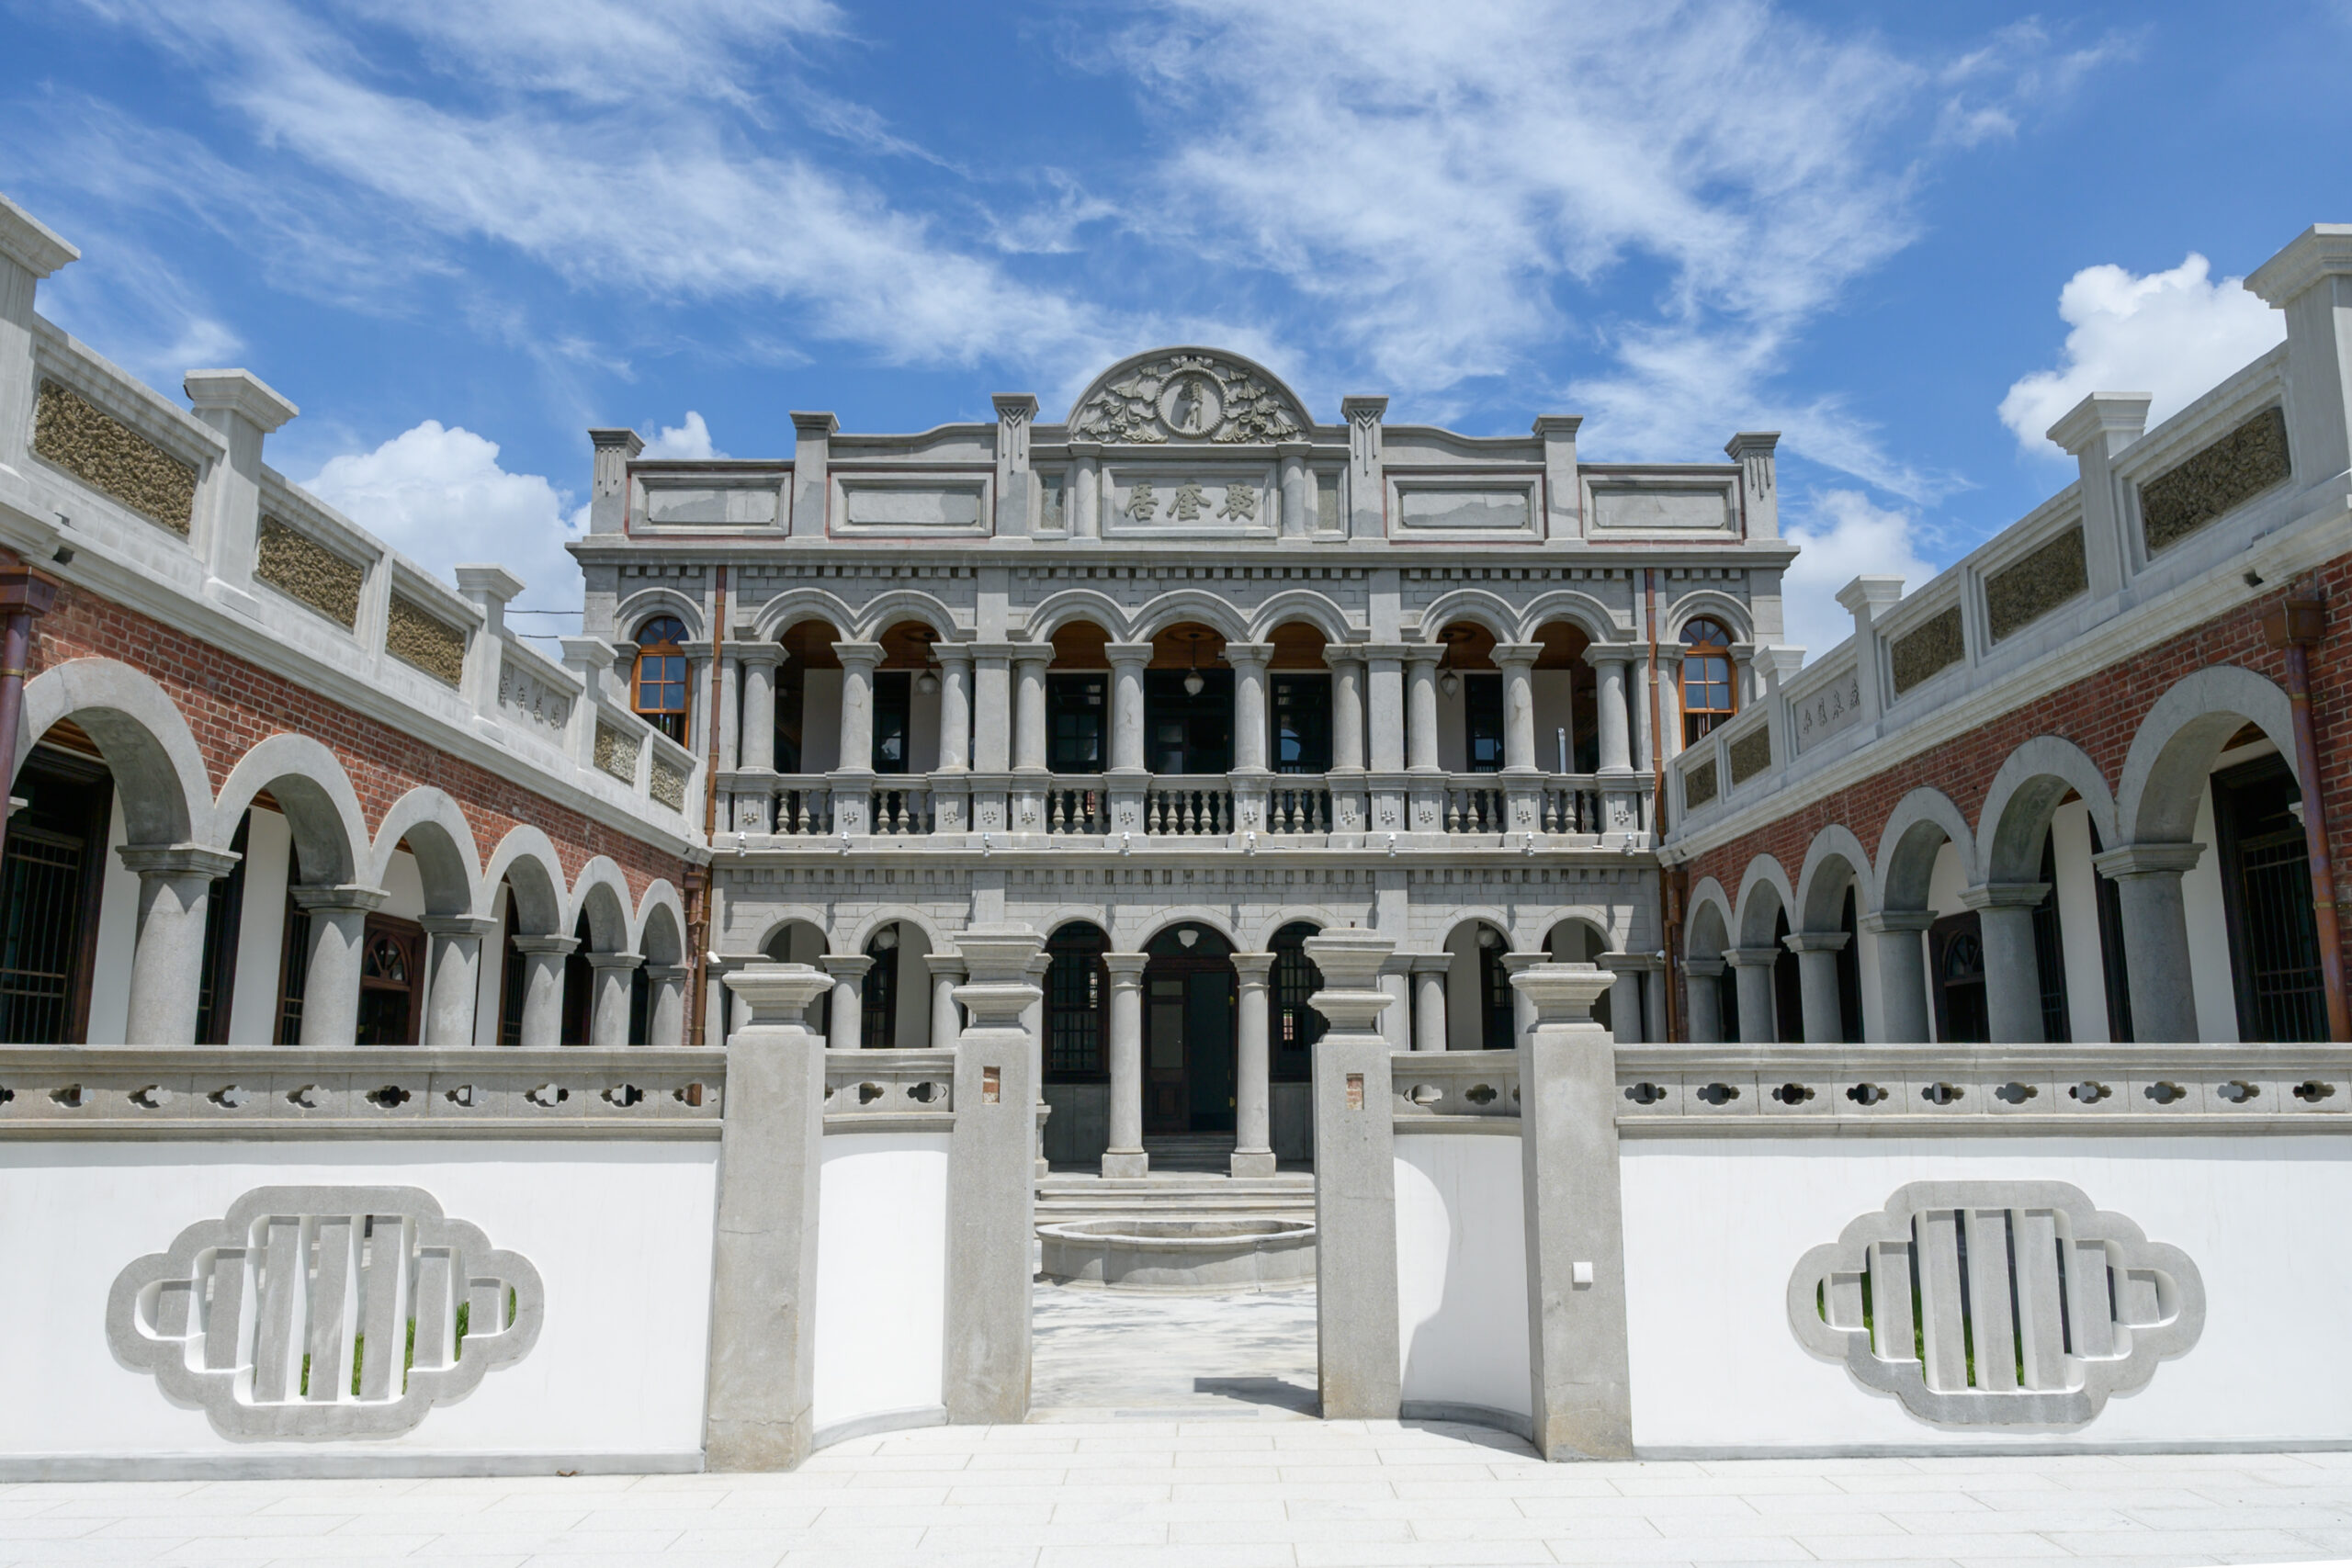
left=1679, top=617, right=1736, bottom=745
left=632, top=615, right=689, bottom=745
left=1046, top=924, right=1109, bottom=1079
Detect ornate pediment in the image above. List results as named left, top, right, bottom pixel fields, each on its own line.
left=1069, top=348, right=1310, bottom=446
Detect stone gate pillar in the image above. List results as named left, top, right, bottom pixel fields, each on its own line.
left=1305, top=929, right=1400, bottom=1420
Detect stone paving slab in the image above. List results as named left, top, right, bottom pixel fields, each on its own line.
left=6, top=1436, right=2352, bottom=1566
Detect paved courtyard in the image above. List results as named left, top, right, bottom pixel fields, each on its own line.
left=8, top=1286, right=2352, bottom=1566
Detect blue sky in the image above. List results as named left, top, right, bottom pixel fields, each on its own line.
left=4, top=0, right=2344, bottom=653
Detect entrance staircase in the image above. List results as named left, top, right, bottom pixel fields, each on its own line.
left=1035, top=1134, right=1315, bottom=1229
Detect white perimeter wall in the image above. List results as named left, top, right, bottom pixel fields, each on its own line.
left=812, top=1132, right=949, bottom=1441
left=1621, top=1135, right=2352, bottom=1452
left=1394, top=1132, right=1530, bottom=1421
left=0, top=1140, right=718, bottom=1466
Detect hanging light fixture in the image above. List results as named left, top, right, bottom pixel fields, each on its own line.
left=916, top=669, right=940, bottom=695
left=911, top=627, right=940, bottom=694
left=1440, top=668, right=1460, bottom=697
left=1182, top=630, right=1205, bottom=697
left=872, top=925, right=899, bottom=952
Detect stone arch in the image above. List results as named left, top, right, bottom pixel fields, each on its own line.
left=1977, top=736, right=2120, bottom=885
left=1245, top=907, right=1332, bottom=948
left=754, top=914, right=831, bottom=961
left=852, top=591, right=960, bottom=644
left=1541, top=912, right=1615, bottom=960
left=1735, top=854, right=1796, bottom=947
left=1796, top=823, right=1876, bottom=931
left=749, top=588, right=860, bottom=644
left=637, top=886, right=686, bottom=967
left=613, top=587, right=705, bottom=643
left=1023, top=590, right=1132, bottom=643
left=16, top=657, right=212, bottom=846
left=1685, top=880, right=1734, bottom=962
left=368, top=787, right=481, bottom=918
left=1413, top=589, right=1516, bottom=644
left=1131, top=591, right=1250, bottom=645
left=481, top=826, right=568, bottom=936
left=212, top=733, right=368, bottom=888
left=1875, top=786, right=1976, bottom=912
left=1032, top=904, right=1114, bottom=944
left=567, top=856, right=634, bottom=953
left=1663, top=589, right=1754, bottom=643
left=1514, top=591, right=1623, bottom=644
left=843, top=905, right=953, bottom=955
left=2117, top=664, right=2300, bottom=844
left=1248, top=592, right=1354, bottom=646
left=1439, top=911, right=1513, bottom=949
left=1123, top=905, right=1243, bottom=950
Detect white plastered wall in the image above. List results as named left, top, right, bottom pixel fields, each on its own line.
left=0, top=1140, right=719, bottom=1468
left=1394, top=1133, right=1531, bottom=1421
left=1619, top=1134, right=2352, bottom=1453
left=812, top=1132, right=949, bottom=1441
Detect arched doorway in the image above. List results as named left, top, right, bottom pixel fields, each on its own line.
left=1143, top=921, right=1236, bottom=1134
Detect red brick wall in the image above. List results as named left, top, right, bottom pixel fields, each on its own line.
left=1684, top=562, right=2352, bottom=974
left=30, top=581, right=687, bottom=900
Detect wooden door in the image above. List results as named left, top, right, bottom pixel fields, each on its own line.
left=356, top=914, right=425, bottom=1045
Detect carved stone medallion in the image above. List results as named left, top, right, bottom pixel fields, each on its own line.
left=1071, top=350, right=1308, bottom=446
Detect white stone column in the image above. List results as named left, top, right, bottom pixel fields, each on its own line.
left=645, top=963, right=689, bottom=1046
left=1724, top=947, right=1781, bottom=1044
left=1783, top=932, right=1849, bottom=1045
left=1329, top=653, right=1366, bottom=771
left=1684, top=956, right=1724, bottom=1043
left=1861, top=912, right=1935, bottom=1043
left=292, top=885, right=390, bottom=1047
left=1227, top=642, right=1272, bottom=773
left=2093, top=843, right=2206, bottom=1043
left=1599, top=954, right=1648, bottom=1043
left=1586, top=646, right=1633, bottom=774
left=1106, top=643, right=1150, bottom=773
left=935, top=649, right=972, bottom=773
left=1630, top=651, right=1654, bottom=772
left=737, top=647, right=780, bottom=774
left=821, top=953, right=873, bottom=1051
left=833, top=640, right=881, bottom=774
left=1495, top=643, right=1540, bottom=773
left=1408, top=952, right=1450, bottom=1051
left=928, top=950, right=966, bottom=1050
left=587, top=951, right=643, bottom=1046
left=1102, top=952, right=1148, bottom=1177
left=421, top=915, right=495, bottom=1046
left=511, top=934, right=577, bottom=1047
left=1012, top=650, right=1050, bottom=772
left=718, top=652, right=742, bottom=773
left=1232, top=952, right=1276, bottom=1177
left=1962, top=884, right=2050, bottom=1043
left=118, top=844, right=240, bottom=1046
left=1404, top=649, right=1442, bottom=773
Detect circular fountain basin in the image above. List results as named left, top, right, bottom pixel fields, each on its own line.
left=1037, top=1216, right=1316, bottom=1293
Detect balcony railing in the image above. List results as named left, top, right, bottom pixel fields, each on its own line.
left=718, top=769, right=1642, bottom=843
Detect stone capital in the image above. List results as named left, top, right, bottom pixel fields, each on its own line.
left=2094, top=842, right=2206, bottom=880
left=1104, top=951, right=1150, bottom=983
left=584, top=950, right=646, bottom=972
left=966, top=639, right=1022, bottom=664
left=1723, top=945, right=1783, bottom=969
left=0, top=192, right=78, bottom=277
left=933, top=644, right=975, bottom=670
left=1231, top=952, right=1276, bottom=984
left=2246, top=223, right=2352, bottom=306
left=831, top=640, right=884, bottom=671
left=1860, top=910, right=1937, bottom=936
left=288, top=883, right=390, bottom=915
left=1103, top=641, right=1154, bottom=667
left=184, top=368, right=300, bottom=434
left=115, top=843, right=243, bottom=883
left=1582, top=641, right=1641, bottom=668
left=1356, top=641, right=1412, bottom=664
left=1959, top=882, right=2051, bottom=912
left=2046, top=394, right=2152, bottom=458
left=731, top=644, right=785, bottom=669
left=1510, top=960, right=1614, bottom=1023
left=419, top=915, right=500, bottom=941
left=1835, top=574, right=1906, bottom=619
left=790, top=410, right=840, bottom=440
left=1402, top=645, right=1444, bottom=669
left=954, top=925, right=1046, bottom=984
left=1684, top=955, right=1727, bottom=978
left=1403, top=951, right=1453, bottom=976
left=1781, top=931, right=1851, bottom=953
left=924, top=950, right=967, bottom=979
left=642, top=964, right=691, bottom=984
left=1302, top=930, right=1393, bottom=993
left=820, top=953, right=876, bottom=980
left=1490, top=641, right=1544, bottom=668
left=1223, top=642, right=1274, bottom=669
left=587, top=426, right=646, bottom=457
left=724, top=961, right=833, bottom=1022
left=511, top=934, right=580, bottom=958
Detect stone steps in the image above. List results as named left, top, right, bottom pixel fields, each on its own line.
left=1035, top=1169, right=1316, bottom=1226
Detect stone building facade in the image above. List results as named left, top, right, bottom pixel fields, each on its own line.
left=575, top=347, right=1802, bottom=1169
left=1660, top=224, right=2352, bottom=1050
left=0, top=194, right=697, bottom=1050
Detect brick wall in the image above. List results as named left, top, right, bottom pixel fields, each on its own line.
left=32, top=581, right=687, bottom=899
left=1682, top=561, right=2352, bottom=976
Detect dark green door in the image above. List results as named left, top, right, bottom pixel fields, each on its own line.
left=1185, top=969, right=1235, bottom=1132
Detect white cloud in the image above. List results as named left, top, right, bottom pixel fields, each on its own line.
left=304, top=422, right=584, bottom=612
left=1779, top=490, right=1937, bottom=660
left=1106, top=1, right=2109, bottom=491
left=1998, top=254, right=2284, bottom=457
left=643, top=412, right=722, bottom=460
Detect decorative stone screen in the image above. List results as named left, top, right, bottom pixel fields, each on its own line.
left=595, top=723, right=641, bottom=784
left=1888, top=605, right=1963, bottom=698
left=33, top=380, right=197, bottom=535
left=2140, top=406, right=2290, bottom=555
left=106, top=1185, right=542, bottom=1438
left=385, top=594, right=466, bottom=686
left=255, top=518, right=363, bottom=627
left=1984, top=526, right=2087, bottom=642
left=650, top=757, right=688, bottom=810
left=1727, top=728, right=1772, bottom=787
left=1787, top=1180, right=2203, bottom=1426
left=1684, top=757, right=1717, bottom=809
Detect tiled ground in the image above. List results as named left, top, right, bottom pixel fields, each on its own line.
left=10, top=1286, right=2352, bottom=1567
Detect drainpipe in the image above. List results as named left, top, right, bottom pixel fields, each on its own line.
left=0, top=563, right=60, bottom=868
left=687, top=564, right=729, bottom=1047
left=2267, top=585, right=2348, bottom=1042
